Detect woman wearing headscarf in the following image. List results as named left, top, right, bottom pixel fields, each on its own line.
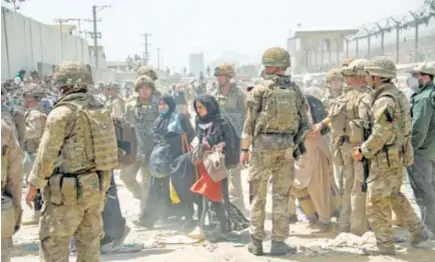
left=288, top=95, right=341, bottom=231
left=136, top=94, right=195, bottom=228
left=171, top=94, right=249, bottom=240
left=190, top=94, right=249, bottom=239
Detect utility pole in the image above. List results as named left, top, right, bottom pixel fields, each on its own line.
left=91, top=5, right=111, bottom=69
left=157, top=48, right=161, bottom=69
left=141, top=33, right=152, bottom=65
left=92, top=5, right=99, bottom=68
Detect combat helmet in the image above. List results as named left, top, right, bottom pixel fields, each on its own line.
left=262, top=47, right=291, bottom=68
left=136, top=66, right=158, bottom=81
left=22, top=83, right=45, bottom=100
left=364, top=56, right=396, bottom=79
left=408, top=62, right=435, bottom=77
left=341, top=58, right=369, bottom=77
left=53, top=61, right=93, bottom=86
left=134, top=75, right=155, bottom=91
left=325, top=68, right=343, bottom=83
left=214, top=63, right=236, bottom=78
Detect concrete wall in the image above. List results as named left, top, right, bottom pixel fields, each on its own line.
left=1, top=7, right=89, bottom=80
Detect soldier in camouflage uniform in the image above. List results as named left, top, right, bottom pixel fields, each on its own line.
left=321, top=68, right=343, bottom=110
left=352, top=57, right=429, bottom=255
left=121, top=75, right=160, bottom=226
left=26, top=61, right=118, bottom=261
left=20, top=84, right=48, bottom=226
left=241, top=47, right=308, bottom=256
left=105, top=82, right=125, bottom=118
left=1, top=119, right=24, bottom=262
left=212, top=63, right=246, bottom=211
left=309, top=59, right=372, bottom=235
left=136, top=65, right=162, bottom=97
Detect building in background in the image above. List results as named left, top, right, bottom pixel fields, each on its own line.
left=107, top=61, right=130, bottom=72
left=189, top=53, right=204, bottom=77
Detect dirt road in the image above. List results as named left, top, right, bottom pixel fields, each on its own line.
left=10, top=168, right=435, bottom=262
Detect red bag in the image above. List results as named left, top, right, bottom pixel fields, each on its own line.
left=190, top=162, right=223, bottom=202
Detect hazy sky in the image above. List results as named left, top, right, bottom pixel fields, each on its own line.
left=11, top=0, right=421, bottom=68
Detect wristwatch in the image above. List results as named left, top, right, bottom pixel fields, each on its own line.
left=241, top=148, right=249, bottom=152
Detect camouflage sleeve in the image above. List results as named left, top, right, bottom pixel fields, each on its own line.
left=361, top=96, right=396, bottom=159
left=2, top=120, right=23, bottom=207
left=238, top=89, right=248, bottom=121
left=25, top=110, right=47, bottom=140
left=241, top=85, right=263, bottom=142
left=357, top=94, right=372, bottom=120
left=28, top=106, right=74, bottom=189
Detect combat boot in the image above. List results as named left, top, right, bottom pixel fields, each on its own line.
left=270, top=240, right=297, bottom=256
left=289, top=214, right=298, bottom=224
left=317, top=222, right=332, bottom=232
left=22, top=210, right=40, bottom=225
left=247, top=235, right=263, bottom=256
left=411, top=229, right=430, bottom=247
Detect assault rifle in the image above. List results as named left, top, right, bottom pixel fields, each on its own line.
left=361, top=120, right=372, bottom=193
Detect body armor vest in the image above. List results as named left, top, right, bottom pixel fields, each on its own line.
left=216, top=91, right=244, bottom=137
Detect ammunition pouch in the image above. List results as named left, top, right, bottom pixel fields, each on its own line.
left=48, top=174, right=78, bottom=206
left=374, top=145, right=401, bottom=171
left=47, top=171, right=105, bottom=208
left=348, top=120, right=365, bottom=144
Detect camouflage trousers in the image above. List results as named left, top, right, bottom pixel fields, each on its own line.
left=248, top=148, right=293, bottom=242
left=119, top=160, right=149, bottom=203
left=228, top=165, right=245, bottom=211
left=338, top=143, right=368, bottom=235
left=1, top=238, right=12, bottom=262
left=367, top=167, right=424, bottom=250
left=39, top=174, right=104, bottom=262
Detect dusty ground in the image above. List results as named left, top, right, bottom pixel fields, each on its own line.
left=10, top=169, right=435, bottom=262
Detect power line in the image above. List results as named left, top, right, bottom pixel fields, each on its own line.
left=141, top=33, right=152, bottom=65
left=91, top=5, right=111, bottom=69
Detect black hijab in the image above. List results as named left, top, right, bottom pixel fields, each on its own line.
left=193, top=94, right=222, bottom=124
left=152, top=94, right=177, bottom=135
